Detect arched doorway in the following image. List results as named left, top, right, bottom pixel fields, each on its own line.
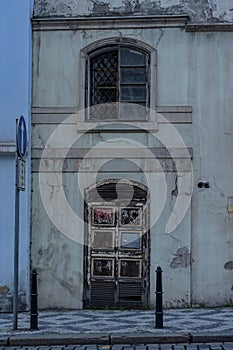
left=84, top=179, right=150, bottom=309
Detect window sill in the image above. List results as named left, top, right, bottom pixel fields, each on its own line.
left=76, top=121, right=158, bottom=132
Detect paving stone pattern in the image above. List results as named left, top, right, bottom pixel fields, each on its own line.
left=1, top=308, right=233, bottom=336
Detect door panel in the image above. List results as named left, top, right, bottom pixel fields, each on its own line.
left=84, top=182, right=149, bottom=309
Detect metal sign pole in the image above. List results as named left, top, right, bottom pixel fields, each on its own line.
left=13, top=157, right=20, bottom=330
left=13, top=116, right=27, bottom=330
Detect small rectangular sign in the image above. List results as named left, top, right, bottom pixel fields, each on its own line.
left=17, top=157, right=26, bottom=191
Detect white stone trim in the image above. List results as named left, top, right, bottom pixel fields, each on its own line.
left=0, top=142, right=16, bottom=154
left=32, top=147, right=193, bottom=159
left=32, top=106, right=192, bottom=124
left=32, top=15, right=189, bottom=31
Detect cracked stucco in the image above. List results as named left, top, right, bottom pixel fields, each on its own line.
left=33, top=0, right=233, bottom=23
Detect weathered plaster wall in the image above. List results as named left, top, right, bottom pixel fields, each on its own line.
left=188, top=31, right=233, bottom=305
left=31, top=178, right=83, bottom=309
left=32, top=0, right=233, bottom=309
left=33, top=0, right=233, bottom=23
left=32, top=28, right=191, bottom=108
left=32, top=22, right=233, bottom=308
left=0, top=0, right=33, bottom=312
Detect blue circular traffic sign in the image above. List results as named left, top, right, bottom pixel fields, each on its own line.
left=16, top=116, right=27, bottom=158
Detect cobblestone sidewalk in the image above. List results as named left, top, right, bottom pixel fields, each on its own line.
left=1, top=308, right=233, bottom=336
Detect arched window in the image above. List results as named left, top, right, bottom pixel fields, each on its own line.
left=86, top=45, right=151, bottom=120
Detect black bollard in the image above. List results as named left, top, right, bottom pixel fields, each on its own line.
left=30, top=269, right=38, bottom=330
left=155, top=266, right=163, bottom=328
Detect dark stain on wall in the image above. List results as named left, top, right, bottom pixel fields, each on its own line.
left=224, top=261, right=233, bottom=270
left=170, top=247, right=190, bottom=268
left=92, top=1, right=111, bottom=15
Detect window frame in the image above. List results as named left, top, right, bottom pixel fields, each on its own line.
left=86, top=45, right=150, bottom=116
left=79, top=37, right=157, bottom=129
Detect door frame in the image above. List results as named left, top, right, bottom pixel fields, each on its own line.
left=83, top=179, right=150, bottom=309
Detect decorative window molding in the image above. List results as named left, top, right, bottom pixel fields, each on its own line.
left=87, top=47, right=149, bottom=117
left=79, top=37, right=157, bottom=130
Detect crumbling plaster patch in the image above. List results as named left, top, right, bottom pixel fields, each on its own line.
left=170, top=247, right=190, bottom=268
left=212, top=0, right=233, bottom=22
left=33, top=0, right=233, bottom=23
left=34, top=0, right=93, bottom=18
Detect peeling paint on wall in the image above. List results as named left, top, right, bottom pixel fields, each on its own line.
left=170, top=247, right=190, bottom=268
left=0, top=292, right=27, bottom=312
left=33, top=0, right=233, bottom=23
left=92, top=1, right=111, bottom=14
left=0, top=285, right=10, bottom=294
left=224, top=261, right=233, bottom=270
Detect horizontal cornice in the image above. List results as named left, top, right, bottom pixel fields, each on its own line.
left=32, top=14, right=189, bottom=31
left=186, top=23, right=233, bottom=32
left=32, top=106, right=192, bottom=125
left=0, top=142, right=16, bottom=154
left=32, top=16, right=233, bottom=32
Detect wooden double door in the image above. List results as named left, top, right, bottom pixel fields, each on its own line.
left=84, top=181, right=149, bottom=309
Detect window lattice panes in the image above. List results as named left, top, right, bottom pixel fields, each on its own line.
left=88, top=46, right=149, bottom=120
left=91, top=50, right=118, bottom=104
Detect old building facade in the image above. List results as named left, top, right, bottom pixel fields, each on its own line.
left=31, top=0, right=233, bottom=309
